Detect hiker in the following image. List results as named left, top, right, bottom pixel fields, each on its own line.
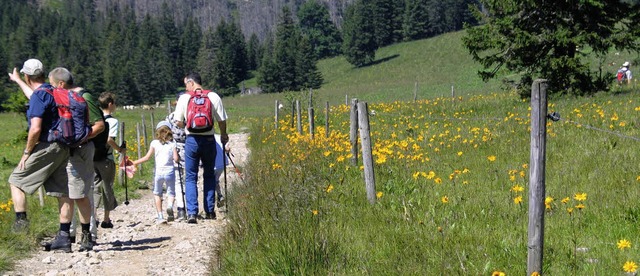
left=6, top=59, right=73, bottom=250
left=618, top=61, right=633, bottom=85
left=167, top=108, right=188, bottom=221
left=214, top=134, right=229, bottom=207
left=130, top=121, right=179, bottom=224
left=44, top=67, right=98, bottom=252
left=173, top=72, right=228, bottom=223
left=95, top=92, right=124, bottom=229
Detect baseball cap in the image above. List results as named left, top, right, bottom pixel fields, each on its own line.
left=623, top=61, right=630, bottom=67
left=20, top=59, right=44, bottom=75
left=156, top=120, right=172, bottom=130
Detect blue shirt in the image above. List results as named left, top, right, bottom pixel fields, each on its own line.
left=26, top=83, right=57, bottom=142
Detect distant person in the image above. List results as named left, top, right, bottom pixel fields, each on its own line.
left=6, top=59, right=73, bottom=252
left=173, top=72, right=228, bottom=223
left=94, top=92, right=124, bottom=229
left=214, top=134, right=229, bottom=207
left=617, top=61, right=633, bottom=85
left=131, top=121, right=179, bottom=224
left=167, top=108, right=187, bottom=221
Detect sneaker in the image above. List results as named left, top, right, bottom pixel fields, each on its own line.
left=187, top=214, right=197, bottom=224
left=43, top=231, right=72, bottom=253
left=216, top=196, right=225, bottom=208
left=156, top=218, right=167, bottom=225
left=166, top=208, right=174, bottom=222
left=100, top=221, right=114, bottom=228
left=79, top=231, right=93, bottom=252
left=204, top=212, right=216, bottom=220
left=12, top=219, right=29, bottom=233
left=176, top=208, right=186, bottom=222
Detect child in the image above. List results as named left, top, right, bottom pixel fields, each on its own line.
left=131, top=121, right=179, bottom=224
left=214, top=134, right=229, bottom=208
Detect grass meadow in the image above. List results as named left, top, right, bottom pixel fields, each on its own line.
left=2, top=29, right=640, bottom=274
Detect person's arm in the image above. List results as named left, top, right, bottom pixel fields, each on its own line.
left=19, top=117, right=42, bottom=170
left=173, top=147, right=179, bottom=163
left=218, top=120, right=228, bottom=144
left=8, top=68, right=34, bottom=99
left=131, top=146, right=154, bottom=166
left=107, top=137, right=125, bottom=153
left=88, top=120, right=105, bottom=139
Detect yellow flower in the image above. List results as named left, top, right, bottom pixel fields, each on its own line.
left=511, top=184, right=524, bottom=193
left=326, top=185, right=334, bottom=193
left=457, top=151, right=463, bottom=156
left=376, top=191, right=383, bottom=199
left=545, top=197, right=554, bottom=205
left=623, top=261, right=638, bottom=273
left=272, top=163, right=282, bottom=170
left=487, top=155, right=497, bottom=162
left=491, top=271, right=506, bottom=276
left=574, top=193, right=587, bottom=201
left=561, top=197, right=570, bottom=204
left=441, top=196, right=449, bottom=204
left=530, top=272, right=540, bottom=276
left=514, top=196, right=523, bottom=205
left=312, top=210, right=318, bottom=216
left=434, top=177, right=442, bottom=184
left=575, top=203, right=585, bottom=210
left=617, top=239, right=632, bottom=250
left=323, top=151, right=331, bottom=157
left=567, top=208, right=574, bottom=214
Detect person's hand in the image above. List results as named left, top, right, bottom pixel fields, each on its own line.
left=18, top=154, right=29, bottom=170
left=8, top=68, right=21, bottom=83
left=220, top=133, right=229, bottom=145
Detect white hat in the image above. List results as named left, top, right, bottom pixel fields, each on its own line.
left=623, top=61, right=630, bottom=67
left=156, top=120, right=172, bottom=130
left=20, top=59, right=44, bottom=75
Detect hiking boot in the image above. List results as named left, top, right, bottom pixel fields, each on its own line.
left=70, top=236, right=76, bottom=244
left=43, top=231, right=72, bottom=253
left=176, top=208, right=186, bottom=222
left=12, top=219, right=29, bottom=233
left=204, top=212, right=216, bottom=220
left=100, top=221, right=114, bottom=228
left=79, top=231, right=93, bottom=252
left=166, top=208, right=175, bottom=222
left=216, top=196, right=225, bottom=208
left=187, top=214, right=197, bottom=224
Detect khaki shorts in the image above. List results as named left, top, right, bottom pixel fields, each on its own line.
left=67, top=142, right=95, bottom=199
left=94, top=158, right=118, bottom=211
left=9, top=142, right=70, bottom=197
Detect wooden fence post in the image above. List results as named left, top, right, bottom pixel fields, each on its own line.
left=167, top=99, right=172, bottom=114
left=291, top=101, right=295, bottom=129
left=345, top=95, right=348, bottom=106
left=275, top=100, right=279, bottom=130
left=414, top=81, right=418, bottom=102
left=357, top=102, right=376, bottom=204
left=141, top=114, right=148, bottom=154
left=325, top=101, right=330, bottom=138
left=308, top=107, right=315, bottom=139
left=136, top=122, right=143, bottom=174
left=527, top=79, right=548, bottom=276
left=38, top=187, right=44, bottom=207
left=150, top=112, right=155, bottom=133
left=118, top=122, right=125, bottom=191
left=296, top=100, right=302, bottom=135
left=350, top=99, right=359, bottom=166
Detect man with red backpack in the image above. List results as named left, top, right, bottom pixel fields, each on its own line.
left=617, top=61, right=633, bottom=85
left=173, top=72, right=228, bottom=224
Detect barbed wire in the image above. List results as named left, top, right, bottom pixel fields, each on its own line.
left=554, top=116, right=640, bottom=142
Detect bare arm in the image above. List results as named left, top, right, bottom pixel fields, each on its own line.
left=19, top=117, right=43, bottom=170
left=8, top=68, right=34, bottom=99
left=131, top=146, right=154, bottom=166
left=218, top=120, right=228, bottom=144
left=173, top=147, right=179, bottom=163
left=88, top=120, right=105, bottom=139
left=107, top=137, right=125, bottom=153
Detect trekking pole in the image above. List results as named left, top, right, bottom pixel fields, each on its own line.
left=223, top=141, right=229, bottom=213
left=122, top=140, right=129, bottom=205
left=177, top=148, right=186, bottom=211
left=226, top=152, right=245, bottom=184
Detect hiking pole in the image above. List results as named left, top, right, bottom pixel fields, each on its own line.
left=226, top=152, right=245, bottom=184
left=122, top=140, right=129, bottom=205
left=222, top=141, right=229, bottom=213
left=176, top=148, right=186, bottom=212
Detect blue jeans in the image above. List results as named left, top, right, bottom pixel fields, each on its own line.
left=184, top=135, right=217, bottom=215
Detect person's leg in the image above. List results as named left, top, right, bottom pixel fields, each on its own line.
left=184, top=136, right=200, bottom=220
left=10, top=185, right=27, bottom=212
left=96, top=159, right=117, bottom=227
left=166, top=172, right=176, bottom=221
left=153, top=173, right=166, bottom=223
left=200, top=136, right=216, bottom=216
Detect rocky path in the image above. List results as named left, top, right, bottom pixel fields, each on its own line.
left=4, top=133, right=249, bottom=276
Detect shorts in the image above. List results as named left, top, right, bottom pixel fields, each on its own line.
left=66, top=142, right=95, bottom=199
left=154, top=169, right=176, bottom=197
left=9, top=142, right=70, bottom=197
left=93, top=158, right=118, bottom=211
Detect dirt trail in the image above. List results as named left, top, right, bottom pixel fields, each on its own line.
left=3, top=133, right=249, bottom=276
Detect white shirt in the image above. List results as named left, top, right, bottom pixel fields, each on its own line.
left=151, top=140, right=176, bottom=174
left=174, top=90, right=228, bottom=136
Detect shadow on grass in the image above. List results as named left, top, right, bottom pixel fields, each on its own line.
left=358, top=54, right=400, bottom=68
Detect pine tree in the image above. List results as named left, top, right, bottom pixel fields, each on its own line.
left=402, top=0, right=430, bottom=41
left=370, top=0, right=404, bottom=47
left=179, top=17, right=202, bottom=77
left=273, top=6, right=301, bottom=91
left=342, top=0, right=378, bottom=67
left=297, top=0, right=342, bottom=59
left=212, top=20, right=248, bottom=95
left=296, top=36, right=323, bottom=89
left=196, top=28, right=217, bottom=89
left=246, top=33, right=261, bottom=71
left=159, top=2, right=182, bottom=87
left=257, top=35, right=279, bottom=93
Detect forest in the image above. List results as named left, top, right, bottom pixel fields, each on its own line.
left=0, top=0, right=481, bottom=110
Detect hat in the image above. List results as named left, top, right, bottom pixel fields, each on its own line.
left=20, top=59, right=44, bottom=75
left=623, top=61, right=630, bottom=67
left=156, top=120, right=172, bottom=130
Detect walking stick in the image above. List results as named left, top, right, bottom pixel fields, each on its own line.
left=122, top=141, right=129, bottom=205
left=177, top=148, right=186, bottom=211
left=223, top=141, right=229, bottom=213
left=226, top=152, right=245, bottom=184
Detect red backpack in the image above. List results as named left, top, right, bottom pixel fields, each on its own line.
left=46, top=88, right=92, bottom=147
left=617, top=68, right=628, bottom=83
left=186, top=88, right=214, bottom=133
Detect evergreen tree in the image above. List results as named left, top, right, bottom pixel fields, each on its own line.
left=179, top=17, right=202, bottom=77
left=463, top=0, right=638, bottom=96
left=133, top=14, right=174, bottom=104
left=273, top=6, right=300, bottom=91
left=211, top=20, right=248, bottom=95
left=196, top=28, right=218, bottom=89
left=297, top=0, right=342, bottom=59
left=402, top=0, right=430, bottom=41
left=342, top=0, right=378, bottom=67
left=246, top=33, right=261, bottom=71
left=257, top=35, right=279, bottom=93
left=296, top=36, right=323, bottom=89
left=370, top=0, right=404, bottom=47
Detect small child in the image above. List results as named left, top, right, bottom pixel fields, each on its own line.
left=131, top=121, right=179, bottom=224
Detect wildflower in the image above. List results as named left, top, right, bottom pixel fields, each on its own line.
left=272, top=163, right=282, bottom=170
left=522, top=163, right=528, bottom=169
left=623, top=261, right=638, bottom=273
left=326, top=185, right=334, bottom=193
left=567, top=208, right=574, bottom=214
left=531, top=272, right=540, bottom=276
left=491, top=271, right=506, bottom=276
left=617, top=239, right=631, bottom=250
left=336, top=155, right=345, bottom=162
left=457, top=151, right=463, bottom=156
left=323, top=151, right=331, bottom=157
left=511, top=184, right=524, bottom=193
left=434, top=178, right=442, bottom=184
left=575, top=203, right=585, bottom=210
left=487, top=155, right=497, bottom=162
left=574, top=193, right=587, bottom=201
left=312, top=210, right=319, bottom=216
left=561, top=197, right=570, bottom=204
left=376, top=191, right=383, bottom=199
left=441, top=196, right=449, bottom=204
left=514, top=196, right=523, bottom=205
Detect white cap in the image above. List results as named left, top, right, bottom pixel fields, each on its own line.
left=623, top=61, right=630, bottom=67
left=156, top=120, right=172, bottom=130
left=20, top=59, right=44, bottom=75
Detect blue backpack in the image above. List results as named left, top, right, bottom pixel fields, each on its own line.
left=46, top=88, right=92, bottom=147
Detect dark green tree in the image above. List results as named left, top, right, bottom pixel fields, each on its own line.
left=402, top=0, right=430, bottom=41
left=342, top=0, right=378, bottom=67
left=246, top=33, right=261, bottom=71
left=257, top=35, right=279, bottom=93
left=297, top=0, right=342, bottom=59
left=133, top=15, right=174, bottom=104
left=273, top=6, right=300, bottom=91
left=179, top=16, right=202, bottom=77
left=463, top=0, right=639, bottom=96
left=196, top=28, right=217, bottom=89
left=296, top=36, right=323, bottom=89
left=211, top=20, right=248, bottom=95
left=159, top=2, right=182, bottom=86
left=370, top=0, right=404, bottom=47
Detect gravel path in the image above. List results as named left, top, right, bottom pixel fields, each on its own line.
left=3, top=133, right=249, bottom=276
